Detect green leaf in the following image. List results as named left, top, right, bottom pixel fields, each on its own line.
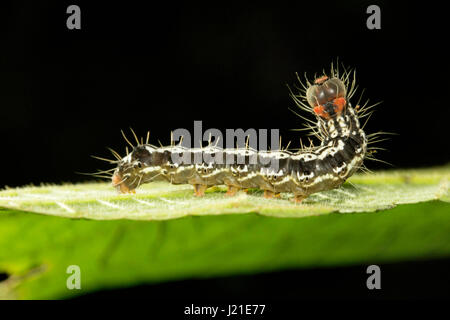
left=0, top=167, right=448, bottom=220
left=0, top=166, right=449, bottom=299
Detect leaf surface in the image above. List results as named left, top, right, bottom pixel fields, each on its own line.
left=0, top=166, right=449, bottom=299
left=0, top=167, right=448, bottom=220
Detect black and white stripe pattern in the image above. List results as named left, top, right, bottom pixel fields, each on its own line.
left=111, top=67, right=369, bottom=202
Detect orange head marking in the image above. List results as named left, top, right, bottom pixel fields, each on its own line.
left=307, top=77, right=347, bottom=119
left=312, top=98, right=347, bottom=119
left=314, top=75, right=328, bottom=84
left=313, top=105, right=330, bottom=119
left=332, top=97, right=346, bottom=114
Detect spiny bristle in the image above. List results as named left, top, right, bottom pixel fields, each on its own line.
left=367, top=131, right=397, bottom=139
left=367, top=138, right=391, bottom=145
left=365, top=155, right=393, bottom=167
left=91, top=155, right=119, bottom=164
left=76, top=170, right=113, bottom=179
left=130, top=127, right=140, bottom=146
left=288, top=107, right=317, bottom=125
left=107, top=147, right=122, bottom=160
left=361, top=111, right=375, bottom=129
left=287, top=84, right=312, bottom=114
left=367, top=146, right=388, bottom=152
left=121, top=129, right=134, bottom=148
left=94, top=168, right=116, bottom=174
left=359, top=101, right=383, bottom=118
left=359, top=163, right=374, bottom=174
left=284, top=140, right=292, bottom=151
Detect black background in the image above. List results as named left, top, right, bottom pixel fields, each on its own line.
left=1, top=0, right=450, bottom=301
left=1, top=0, right=449, bottom=188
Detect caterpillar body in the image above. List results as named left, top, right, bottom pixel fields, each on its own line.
left=107, top=66, right=373, bottom=203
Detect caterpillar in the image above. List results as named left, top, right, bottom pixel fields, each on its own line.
left=95, top=64, right=380, bottom=203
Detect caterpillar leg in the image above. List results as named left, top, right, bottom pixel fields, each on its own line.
left=263, top=190, right=281, bottom=199
left=193, top=184, right=208, bottom=197
left=290, top=195, right=307, bottom=204
left=225, top=185, right=240, bottom=197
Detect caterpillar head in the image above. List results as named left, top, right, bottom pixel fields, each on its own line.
left=307, top=76, right=347, bottom=120
left=112, top=145, right=162, bottom=193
